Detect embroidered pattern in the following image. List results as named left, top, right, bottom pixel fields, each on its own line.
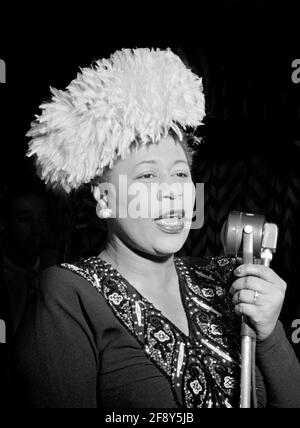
left=154, top=330, right=170, bottom=343
left=224, top=376, right=236, bottom=389
left=108, top=292, right=123, bottom=305
left=59, top=255, right=241, bottom=408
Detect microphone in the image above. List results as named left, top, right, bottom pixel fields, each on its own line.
left=221, top=211, right=278, bottom=265
left=221, top=211, right=279, bottom=408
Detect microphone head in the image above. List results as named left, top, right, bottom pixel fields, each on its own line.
left=262, top=223, right=278, bottom=252
left=221, top=211, right=265, bottom=257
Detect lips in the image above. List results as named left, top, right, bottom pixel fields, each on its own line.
left=154, top=209, right=185, bottom=234
left=154, top=209, right=185, bottom=221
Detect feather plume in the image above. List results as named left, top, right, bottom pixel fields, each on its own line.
left=26, top=48, right=205, bottom=194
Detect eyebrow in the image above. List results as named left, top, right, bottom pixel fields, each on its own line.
left=134, top=159, right=188, bottom=167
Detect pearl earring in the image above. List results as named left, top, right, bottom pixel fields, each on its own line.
left=96, top=194, right=112, bottom=219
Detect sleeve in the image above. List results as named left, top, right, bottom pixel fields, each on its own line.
left=11, top=266, right=100, bottom=408
left=255, top=321, right=300, bottom=408
left=255, top=365, right=267, bottom=408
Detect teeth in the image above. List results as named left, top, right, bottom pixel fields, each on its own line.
left=158, top=212, right=184, bottom=220
left=155, top=217, right=183, bottom=225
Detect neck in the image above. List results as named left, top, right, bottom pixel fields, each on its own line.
left=98, top=235, right=177, bottom=293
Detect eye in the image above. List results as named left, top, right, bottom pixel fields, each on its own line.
left=137, top=172, right=157, bottom=179
left=174, top=171, right=190, bottom=178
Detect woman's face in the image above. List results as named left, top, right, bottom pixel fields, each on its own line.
left=95, top=135, right=195, bottom=258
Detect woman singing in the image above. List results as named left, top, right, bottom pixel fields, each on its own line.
left=12, top=48, right=300, bottom=408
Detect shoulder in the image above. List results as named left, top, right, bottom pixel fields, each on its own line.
left=38, top=258, right=105, bottom=308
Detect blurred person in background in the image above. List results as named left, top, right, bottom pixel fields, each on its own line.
left=0, top=179, right=60, bottom=406
left=0, top=180, right=60, bottom=336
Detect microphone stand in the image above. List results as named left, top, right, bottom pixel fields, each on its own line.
left=240, top=225, right=256, bottom=408
left=240, top=229, right=274, bottom=408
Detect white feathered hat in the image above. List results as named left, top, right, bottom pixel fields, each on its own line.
left=26, top=48, right=206, bottom=194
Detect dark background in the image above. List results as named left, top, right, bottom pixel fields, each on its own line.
left=1, top=1, right=300, bottom=357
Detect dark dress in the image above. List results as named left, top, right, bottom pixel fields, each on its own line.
left=11, top=256, right=300, bottom=408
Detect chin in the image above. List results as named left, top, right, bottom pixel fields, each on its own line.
left=151, top=235, right=187, bottom=256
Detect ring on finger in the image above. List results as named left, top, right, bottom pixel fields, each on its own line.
left=253, top=290, right=259, bottom=305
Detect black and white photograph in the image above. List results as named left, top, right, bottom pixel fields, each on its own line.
left=1, top=1, right=300, bottom=414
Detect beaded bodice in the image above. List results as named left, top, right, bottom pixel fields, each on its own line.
left=59, top=256, right=241, bottom=408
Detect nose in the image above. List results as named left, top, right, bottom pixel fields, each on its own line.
left=157, top=181, right=183, bottom=201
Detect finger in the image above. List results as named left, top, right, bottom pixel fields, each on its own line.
left=232, top=289, right=263, bottom=306
left=234, top=264, right=284, bottom=285
left=234, top=303, right=259, bottom=320
left=229, top=277, right=267, bottom=295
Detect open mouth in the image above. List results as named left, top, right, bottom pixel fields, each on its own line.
left=154, top=209, right=185, bottom=233
left=155, top=209, right=185, bottom=221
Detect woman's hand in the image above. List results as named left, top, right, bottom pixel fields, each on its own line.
left=229, top=264, right=287, bottom=342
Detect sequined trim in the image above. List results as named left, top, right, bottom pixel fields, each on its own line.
left=191, top=297, right=222, bottom=317
left=59, top=256, right=241, bottom=408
